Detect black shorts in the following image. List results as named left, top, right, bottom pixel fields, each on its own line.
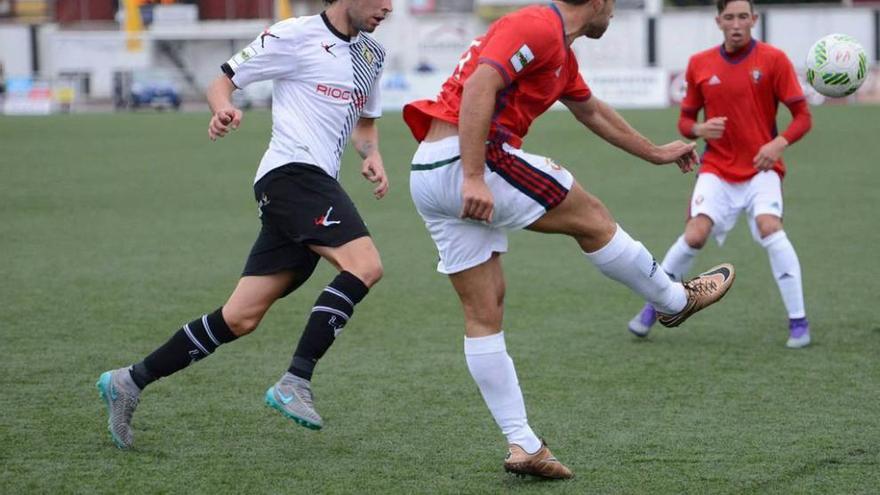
left=242, top=164, right=370, bottom=290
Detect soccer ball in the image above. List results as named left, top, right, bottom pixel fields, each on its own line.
left=805, top=34, right=869, bottom=98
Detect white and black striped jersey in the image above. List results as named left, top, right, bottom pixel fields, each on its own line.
left=222, top=12, right=385, bottom=182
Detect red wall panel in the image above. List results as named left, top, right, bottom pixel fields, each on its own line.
left=199, top=0, right=273, bottom=19
left=56, top=0, right=115, bottom=23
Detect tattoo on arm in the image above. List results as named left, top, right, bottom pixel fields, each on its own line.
left=356, top=140, right=375, bottom=159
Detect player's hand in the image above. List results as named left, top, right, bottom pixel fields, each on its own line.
left=461, top=177, right=494, bottom=222
left=696, top=116, right=727, bottom=140
left=652, top=141, right=699, bottom=173
left=361, top=154, right=389, bottom=199
left=208, top=107, right=243, bottom=141
left=753, top=137, right=788, bottom=171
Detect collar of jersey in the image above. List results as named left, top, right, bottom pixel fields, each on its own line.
left=321, top=11, right=357, bottom=43
left=548, top=2, right=565, bottom=47
left=719, top=39, right=756, bottom=65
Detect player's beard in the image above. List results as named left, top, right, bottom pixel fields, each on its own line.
left=585, top=20, right=609, bottom=39
left=350, top=13, right=379, bottom=33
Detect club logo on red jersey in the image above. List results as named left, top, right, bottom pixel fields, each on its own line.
left=751, top=69, right=762, bottom=83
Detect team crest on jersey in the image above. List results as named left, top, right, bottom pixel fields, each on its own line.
left=751, top=68, right=762, bottom=83
left=510, top=44, right=534, bottom=73
left=361, top=45, right=375, bottom=66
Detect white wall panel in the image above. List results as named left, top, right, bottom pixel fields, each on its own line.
left=766, top=8, right=874, bottom=69
left=0, top=25, right=33, bottom=76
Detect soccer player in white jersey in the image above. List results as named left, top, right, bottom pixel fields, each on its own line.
left=97, top=0, right=391, bottom=449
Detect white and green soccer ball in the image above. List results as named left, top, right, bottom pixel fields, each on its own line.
left=805, top=34, right=869, bottom=98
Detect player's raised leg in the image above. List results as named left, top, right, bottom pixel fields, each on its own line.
left=97, top=272, right=296, bottom=448
left=627, top=214, right=712, bottom=336
left=529, top=183, right=734, bottom=328
left=754, top=214, right=809, bottom=348
left=449, top=253, right=573, bottom=480
left=266, top=236, right=383, bottom=429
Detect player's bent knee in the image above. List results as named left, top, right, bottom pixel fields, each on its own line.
left=683, top=231, right=708, bottom=250
left=684, top=217, right=712, bottom=249
left=348, top=260, right=383, bottom=288
left=756, top=217, right=783, bottom=239
left=224, top=312, right=262, bottom=336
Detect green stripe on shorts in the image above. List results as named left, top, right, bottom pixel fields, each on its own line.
left=411, top=155, right=461, bottom=171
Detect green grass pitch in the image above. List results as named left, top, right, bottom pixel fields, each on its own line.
left=1, top=105, right=878, bottom=493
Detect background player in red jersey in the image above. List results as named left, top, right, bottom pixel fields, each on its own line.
left=405, top=0, right=735, bottom=479
left=627, top=0, right=812, bottom=348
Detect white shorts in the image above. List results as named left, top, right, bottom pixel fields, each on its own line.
left=410, top=136, right=574, bottom=274
left=690, top=171, right=784, bottom=245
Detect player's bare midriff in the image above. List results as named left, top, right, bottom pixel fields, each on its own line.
left=424, top=118, right=459, bottom=142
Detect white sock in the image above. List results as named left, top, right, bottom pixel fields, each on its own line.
left=464, top=332, right=541, bottom=454
left=661, top=235, right=700, bottom=282
left=584, top=225, right=687, bottom=315
left=761, top=231, right=806, bottom=319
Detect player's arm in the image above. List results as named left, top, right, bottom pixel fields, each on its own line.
left=562, top=96, right=698, bottom=172
left=754, top=53, right=813, bottom=170
left=677, top=59, right=726, bottom=140
left=352, top=117, right=388, bottom=199
left=458, top=64, right=506, bottom=221
left=681, top=110, right=727, bottom=140
left=206, top=75, right=242, bottom=141
left=753, top=100, right=811, bottom=171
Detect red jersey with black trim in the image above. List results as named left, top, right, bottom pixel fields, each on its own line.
left=682, top=40, right=805, bottom=182
left=403, top=3, right=591, bottom=149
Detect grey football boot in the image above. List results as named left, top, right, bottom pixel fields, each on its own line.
left=96, top=367, right=141, bottom=449
left=265, top=372, right=323, bottom=430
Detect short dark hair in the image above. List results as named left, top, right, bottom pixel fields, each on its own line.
left=559, top=0, right=591, bottom=5
left=324, top=0, right=337, bottom=4
left=716, top=0, right=754, bottom=13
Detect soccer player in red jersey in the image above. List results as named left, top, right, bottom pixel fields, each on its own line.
left=404, top=0, right=735, bottom=478
left=627, top=0, right=813, bottom=348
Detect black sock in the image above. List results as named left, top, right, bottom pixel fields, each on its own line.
left=129, top=307, right=238, bottom=389
left=289, top=271, right=369, bottom=380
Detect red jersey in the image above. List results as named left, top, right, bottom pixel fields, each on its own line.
left=403, top=4, right=591, bottom=148
left=682, top=40, right=806, bottom=182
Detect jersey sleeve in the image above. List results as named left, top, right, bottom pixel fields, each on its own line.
left=680, top=57, right=704, bottom=112
left=559, top=52, right=591, bottom=101
left=221, top=22, right=300, bottom=89
left=773, top=51, right=805, bottom=104
left=361, top=67, right=383, bottom=119
left=476, top=17, right=556, bottom=86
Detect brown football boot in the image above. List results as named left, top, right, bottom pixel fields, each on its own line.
left=657, top=263, right=735, bottom=328
left=504, top=441, right=573, bottom=480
